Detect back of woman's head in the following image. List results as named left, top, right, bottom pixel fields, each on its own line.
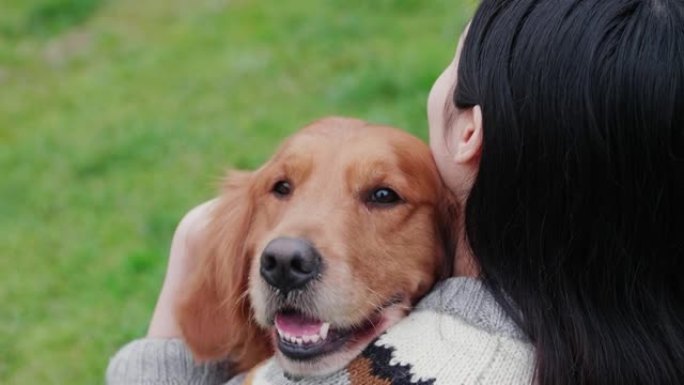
left=455, top=0, right=684, bottom=384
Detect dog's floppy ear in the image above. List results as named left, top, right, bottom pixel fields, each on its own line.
left=177, top=171, right=271, bottom=371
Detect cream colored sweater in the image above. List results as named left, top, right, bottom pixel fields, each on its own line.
left=106, top=278, right=536, bottom=384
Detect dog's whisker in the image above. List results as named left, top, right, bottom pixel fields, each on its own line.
left=237, top=289, right=250, bottom=302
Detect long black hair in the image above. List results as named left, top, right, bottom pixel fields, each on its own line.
left=454, top=1, right=684, bottom=384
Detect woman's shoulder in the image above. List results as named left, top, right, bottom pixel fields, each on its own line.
left=357, top=277, right=534, bottom=384
left=366, top=283, right=533, bottom=383
left=246, top=278, right=535, bottom=385
left=415, top=276, right=528, bottom=340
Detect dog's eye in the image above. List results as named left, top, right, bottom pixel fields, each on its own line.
left=272, top=180, right=292, bottom=197
left=367, top=187, right=402, bottom=206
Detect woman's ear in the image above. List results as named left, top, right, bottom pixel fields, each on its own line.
left=451, top=105, right=483, bottom=164
left=176, top=171, right=271, bottom=371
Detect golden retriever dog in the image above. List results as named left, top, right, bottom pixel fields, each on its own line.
left=177, top=117, right=455, bottom=377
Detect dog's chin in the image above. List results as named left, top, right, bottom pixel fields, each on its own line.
left=268, top=302, right=407, bottom=377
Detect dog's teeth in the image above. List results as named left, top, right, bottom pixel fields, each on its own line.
left=311, top=334, right=320, bottom=343
left=320, top=322, right=330, bottom=340
left=302, top=335, right=312, bottom=343
left=295, top=338, right=303, bottom=345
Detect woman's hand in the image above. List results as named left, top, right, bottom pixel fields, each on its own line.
left=147, top=199, right=218, bottom=338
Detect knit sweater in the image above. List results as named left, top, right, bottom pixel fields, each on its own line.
left=106, top=278, right=536, bottom=385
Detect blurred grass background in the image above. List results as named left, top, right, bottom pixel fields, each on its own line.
left=0, top=0, right=474, bottom=383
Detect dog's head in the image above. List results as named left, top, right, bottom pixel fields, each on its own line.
left=178, top=117, right=456, bottom=376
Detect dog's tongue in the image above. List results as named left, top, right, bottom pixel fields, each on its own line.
left=275, top=312, right=323, bottom=336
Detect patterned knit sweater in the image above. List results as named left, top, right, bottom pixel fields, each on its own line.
left=106, top=278, right=536, bottom=385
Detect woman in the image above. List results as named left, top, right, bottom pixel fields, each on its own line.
left=107, top=0, right=684, bottom=384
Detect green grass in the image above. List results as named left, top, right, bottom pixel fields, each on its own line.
left=0, top=1, right=474, bottom=383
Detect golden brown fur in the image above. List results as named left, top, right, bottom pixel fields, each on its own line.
left=177, top=117, right=456, bottom=373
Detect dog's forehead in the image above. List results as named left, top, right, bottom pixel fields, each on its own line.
left=272, top=120, right=439, bottom=194
left=283, top=119, right=428, bottom=158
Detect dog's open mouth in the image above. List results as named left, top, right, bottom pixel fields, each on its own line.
left=272, top=298, right=402, bottom=361
left=274, top=310, right=377, bottom=360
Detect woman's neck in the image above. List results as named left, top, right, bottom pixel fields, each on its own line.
left=453, top=214, right=479, bottom=277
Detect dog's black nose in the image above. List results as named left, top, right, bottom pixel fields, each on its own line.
left=260, top=237, right=321, bottom=293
